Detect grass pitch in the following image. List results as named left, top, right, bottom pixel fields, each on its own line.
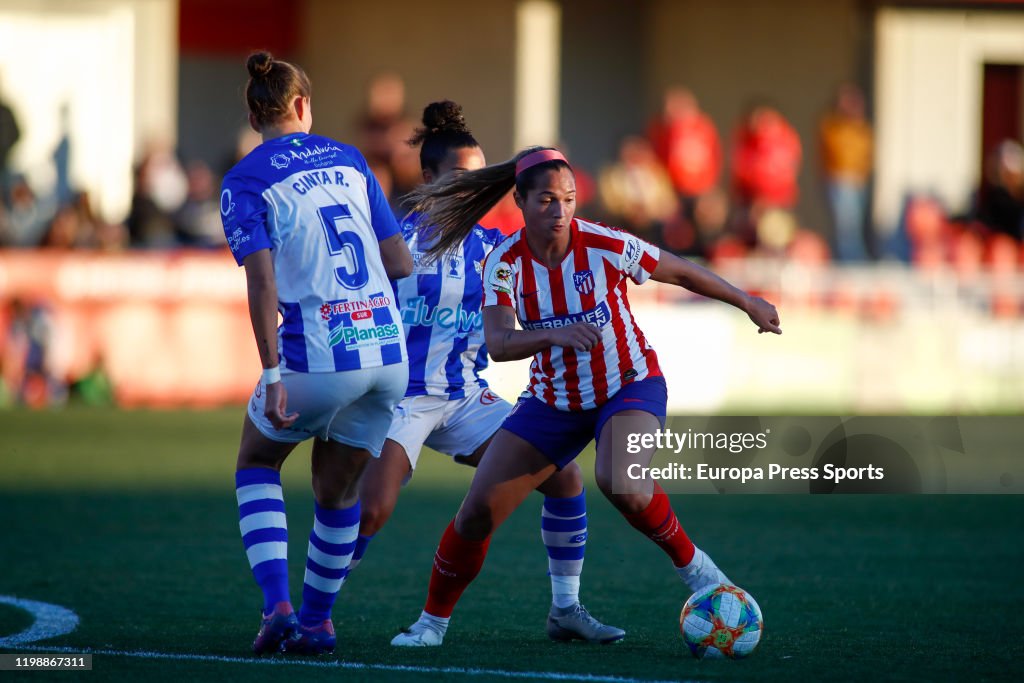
left=1, top=407, right=1022, bottom=682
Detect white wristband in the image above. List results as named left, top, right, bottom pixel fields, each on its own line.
left=262, top=366, right=281, bottom=385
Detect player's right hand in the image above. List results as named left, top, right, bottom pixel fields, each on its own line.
left=549, top=322, right=602, bottom=352
left=265, top=381, right=299, bottom=429
left=746, top=296, right=782, bottom=335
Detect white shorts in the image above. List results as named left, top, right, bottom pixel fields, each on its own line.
left=386, top=385, right=512, bottom=474
left=248, top=363, right=408, bottom=457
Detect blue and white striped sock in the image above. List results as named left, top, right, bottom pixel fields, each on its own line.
left=298, top=501, right=359, bottom=626
left=347, top=533, right=374, bottom=572
left=541, top=491, right=587, bottom=609
left=235, top=468, right=290, bottom=615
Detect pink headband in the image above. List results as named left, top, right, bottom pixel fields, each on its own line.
left=515, top=149, right=570, bottom=177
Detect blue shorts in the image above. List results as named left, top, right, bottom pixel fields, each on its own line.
left=500, top=376, right=667, bottom=469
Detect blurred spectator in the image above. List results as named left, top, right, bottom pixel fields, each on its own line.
left=5, top=177, right=52, bottom=247
left=661, top=187, right=731, bottom=257
left=0, top=73, right=19, bottom=199
left=902, top=195, right=950, bottom=270
left=647, top=87, right=722, bottom=207
left=41, top=191, right=124, bottom=250
left=787, top=229, right=831, bottom=267
left=974, top=140, right=1024, bottom=241
left=232, top=125, right=262, bottom=170
left=43, top=203, right=86, bottom=249
left=731, top=103, right=802, bottom=245
left=390, top=118, right=423, bottom=212
left=127, top=139, right=187, bottom=248
left=950, top=228, right=984, bottom=280
left=0, top=197, right=8, bottom=244
left=820, top=83, right=873, bottom=262
left=556, top=141, right=597, bottom=213
left=359, top=72, right=407, bottom=168
left=756, top=208, right=799, bottom=256
left=599, top=135, right=679, bottom=242
left=175, top=161, right=227, bottom=248
left=69, top=353, right=114, bottom=407
left=53, top=102, right=73, bottom=206
left=3, top=298, right=66, bottom=408
left=357, top=72, right=419, bottom=210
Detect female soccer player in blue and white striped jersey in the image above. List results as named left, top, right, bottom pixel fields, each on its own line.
left=351, top=101, right=622, bottom=644
left=221, top=51, right=413, bottom=656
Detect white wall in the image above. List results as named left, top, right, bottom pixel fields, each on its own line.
left=0, top=0, right=177, bottom=222
left=874, top=8, right=1024, bottom=240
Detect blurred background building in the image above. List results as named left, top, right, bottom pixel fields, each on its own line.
left=0, top=0, right=1023, bottom=412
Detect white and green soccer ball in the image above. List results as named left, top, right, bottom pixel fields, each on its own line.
left=680, top=584, right=763, bottom=659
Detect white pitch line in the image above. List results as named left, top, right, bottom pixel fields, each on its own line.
left=0, top=596, right=79, bottom=646
left=9, top=643, right=697, bottom=683
left=0, top=595, right=706, bottom=683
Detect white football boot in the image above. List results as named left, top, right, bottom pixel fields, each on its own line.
left=678, top=547, right=732, bottom=593
left=390, top=618, right=446, bottom=647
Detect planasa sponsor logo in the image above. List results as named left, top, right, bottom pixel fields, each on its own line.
left=328, top=322, right=402, bottom=348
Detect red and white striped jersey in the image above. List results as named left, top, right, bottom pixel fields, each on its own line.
left=482, top=218, right=663, bottom=411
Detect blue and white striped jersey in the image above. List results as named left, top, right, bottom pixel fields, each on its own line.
left=221, top=132, right=406, bottom=372
left=395, top=217, right=505, bottom=398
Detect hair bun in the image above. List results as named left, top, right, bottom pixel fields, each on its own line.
left=247, top=51, right=274, bottom=79
left=422, top=100, right=470, bottom=135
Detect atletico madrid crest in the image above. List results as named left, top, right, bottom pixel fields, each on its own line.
left=573, top=270, right=595, bottom=295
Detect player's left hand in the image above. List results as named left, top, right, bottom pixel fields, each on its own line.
left=265, top=381, right=300, bottom=429
left=745, top=296, right=782, bottom=335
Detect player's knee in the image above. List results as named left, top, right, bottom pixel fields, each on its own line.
left=312, top=477, right=356, bottom=509
left=455, top=499, right=495, bottom=541
left=359, top=496, right=395, bottom=536
left=559, top=461, right=585, bottom=494
left=536, top=461, right=583, bottom=498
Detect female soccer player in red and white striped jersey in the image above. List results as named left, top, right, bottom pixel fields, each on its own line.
left=391, top=147, right=781, bottom=646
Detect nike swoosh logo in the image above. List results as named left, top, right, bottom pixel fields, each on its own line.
left=521, top=290, right=538, bottom=298
left=622, top=398, right=643, bottom=403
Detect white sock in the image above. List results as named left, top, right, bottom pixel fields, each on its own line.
left=419, top=610, right=450, bottom=634
left=550, top=574, right=581, bottom=608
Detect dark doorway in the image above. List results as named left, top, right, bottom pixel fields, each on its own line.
left=977, top=63, right=1024, bottom=238
left=980, top=63, right=1022, bottom=181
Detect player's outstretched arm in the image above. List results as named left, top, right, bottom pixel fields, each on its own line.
left=650, top=251, right=782, bottom=335
left=483, top=305, right=601, bottom=361
left=242, top=248, right=299, bottom=428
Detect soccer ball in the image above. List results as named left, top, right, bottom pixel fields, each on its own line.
left=680, top=584, right=763, bottom=659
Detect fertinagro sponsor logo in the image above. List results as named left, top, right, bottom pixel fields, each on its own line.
left=320, top=296, right=392, bottom=321
left=328, top=322, right=401, bottom=348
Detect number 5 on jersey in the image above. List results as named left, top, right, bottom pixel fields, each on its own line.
left=319, top=204, right=369, bottom=289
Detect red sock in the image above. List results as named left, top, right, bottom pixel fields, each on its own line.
left=622, top=482, right=695, bottom=567
left=423, top=519, right=492, bottom=618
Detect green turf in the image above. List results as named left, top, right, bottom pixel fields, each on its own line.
left=0, top=604, right=33, bottom=642
left=1, top=408, right=1022, bottom=682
